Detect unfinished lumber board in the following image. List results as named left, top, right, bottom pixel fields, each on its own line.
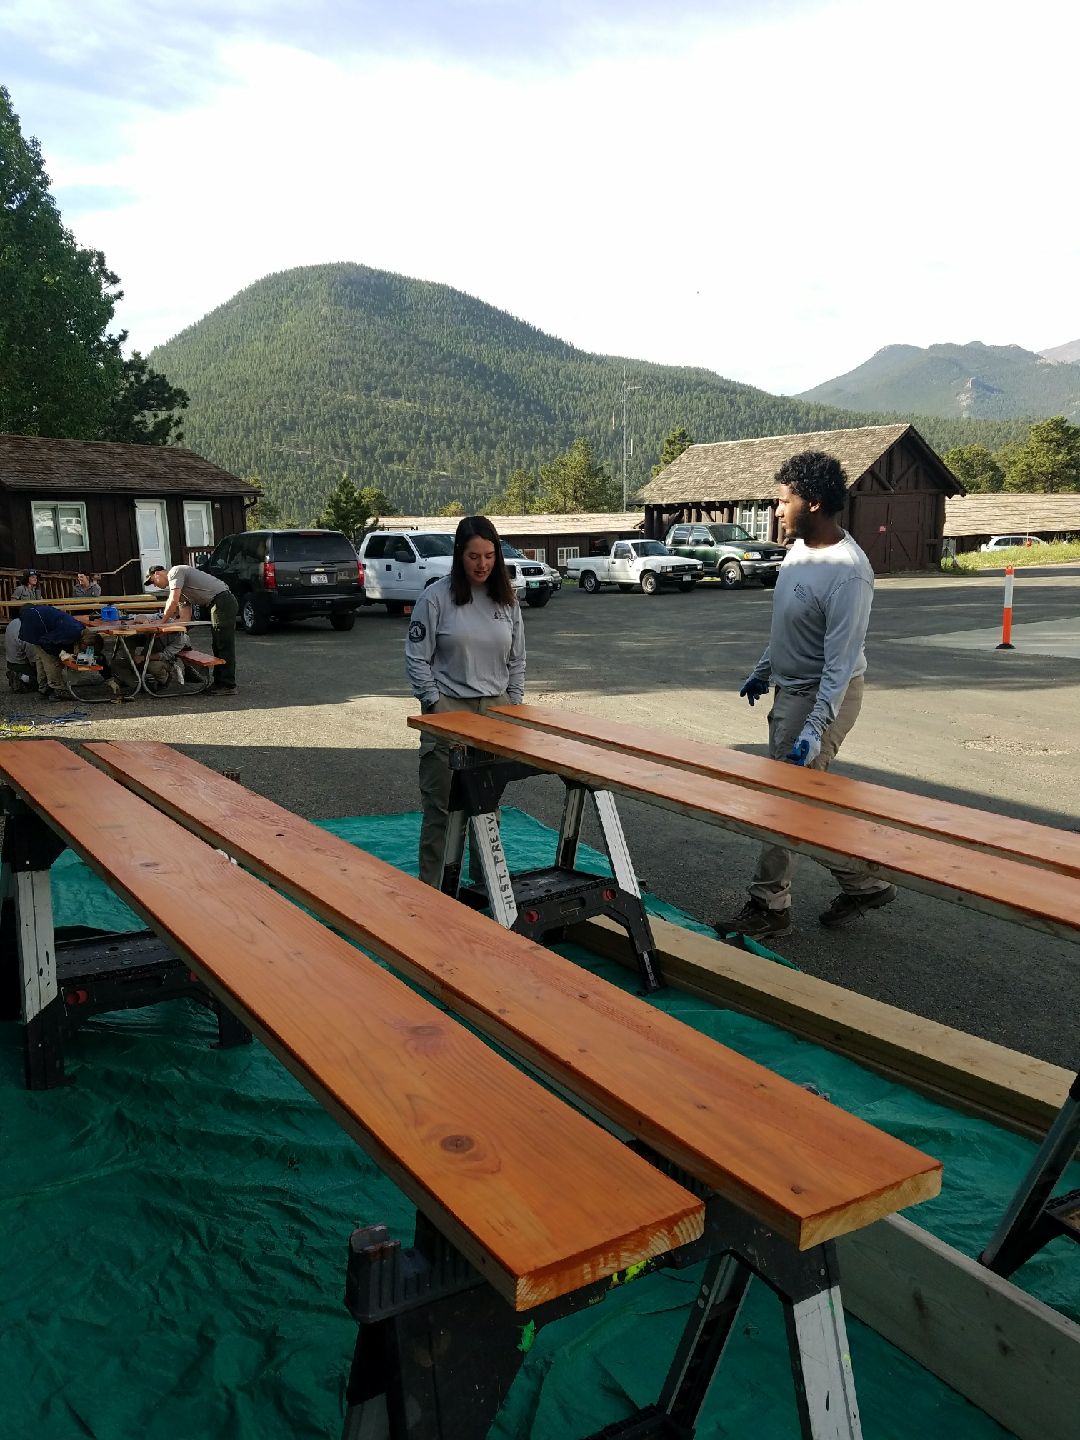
left=493, top=703, right=1080, bottom=880
left=86, top=740, right=942, bottom=1248
left=0, top=741, right=703, bottom=1309
left=574, top=914, right=1074, bottom=1141
left=410, top=711, right=1080, bottom=947
left=838, top=1215, right=1080, bottom=1440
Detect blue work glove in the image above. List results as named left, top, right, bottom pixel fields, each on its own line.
left=739, top=676, right=769, bottom=707
left=787, top=726, right=822, bottom=767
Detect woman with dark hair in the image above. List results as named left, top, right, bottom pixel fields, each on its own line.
left=405, top=515, right=526, bottom=886
left=12, top=570, right=40, bottom=601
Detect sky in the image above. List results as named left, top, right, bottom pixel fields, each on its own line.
left=4, top=0, right=1079, bottom=395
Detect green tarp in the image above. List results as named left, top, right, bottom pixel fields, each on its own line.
left=2, top=809, right=1076, bottom=1438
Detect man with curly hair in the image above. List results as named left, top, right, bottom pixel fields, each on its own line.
left=715, top=449, right=896, bottom=938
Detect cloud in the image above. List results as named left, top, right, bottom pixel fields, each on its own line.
left=11, top=0, right=1080, bottom=394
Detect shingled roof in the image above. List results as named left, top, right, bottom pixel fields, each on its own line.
left=943, top=492, right=1080, bottom=537
left=640, top=423, right=925, bottom=503
left=0, top=434, right=257, bottom=496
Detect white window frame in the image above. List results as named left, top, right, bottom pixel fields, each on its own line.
left=556, top=545, right=580, bottom=567
left=520, top=547, right=546, bottom=563
left=736, top=503, right=772, bottom=543
left=183, top=500, right=214, bottom=548
left=31, top=499, right=89, bottom=554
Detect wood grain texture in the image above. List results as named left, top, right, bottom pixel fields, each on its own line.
left=86, top=741, right=942, bottom=1248
left=574, top=915, right=1075, bottom=1141
left=838, top=1215, right=1080, bottom=1440
left=493, top=704, right=1080, bottom=880
left=409, top=712, right=1080, bottom=946
left=0, top=741, right=702, bottom=1310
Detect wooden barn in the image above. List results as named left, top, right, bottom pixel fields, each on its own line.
left=641, top=423, right=963, bottom=574
left=0, top=435, right=257, bottom=594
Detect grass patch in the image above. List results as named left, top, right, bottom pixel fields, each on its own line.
left=942, top=541, right=1080, bottom=573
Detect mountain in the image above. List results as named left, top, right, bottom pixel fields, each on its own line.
left=150, top=266, right=1031, bottom=518
left=797, top=341, right=1080, bottom=423
left=1041, top=339, right=1080, bottom=365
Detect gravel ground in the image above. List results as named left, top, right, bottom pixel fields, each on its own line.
left=9, top=567, right=1080, bottom=1069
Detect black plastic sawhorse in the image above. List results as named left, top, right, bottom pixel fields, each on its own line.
left=341, top=1161, right=862, bottom=1440
left=0, top=787, right=251, bottom=1089
left=437, top=748, right=663, bottom=992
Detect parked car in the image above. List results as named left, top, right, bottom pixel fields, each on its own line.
left=979, top=535, right=1046, bottom=552
left=357, top=530, right=456, bottom=613
left=202, top=529, right=366, bottom=634
left=564, top=540, right=702, bottom=595
left=664, top=523, right=787, bottom=588
left=501, top=544, right=557, bottom=608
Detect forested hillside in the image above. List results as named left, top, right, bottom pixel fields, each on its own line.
left=150, top=264, right=1030, bottom=517
left=799, top=341, right=1080, bottom=422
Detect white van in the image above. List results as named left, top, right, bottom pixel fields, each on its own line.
left=357, top=530, right=455, bottom=614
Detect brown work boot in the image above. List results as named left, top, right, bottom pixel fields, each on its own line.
left=712, top=897, right=792, bottom=940
left=819, top=886, right=898, bottom=929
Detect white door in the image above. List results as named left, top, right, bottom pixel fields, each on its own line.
left=135, top=500, right=170, bottom=576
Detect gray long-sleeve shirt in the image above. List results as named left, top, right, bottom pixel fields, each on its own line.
left=405, top=577, right=526, bottom=707
left=750, top=532, right=874, bottom=737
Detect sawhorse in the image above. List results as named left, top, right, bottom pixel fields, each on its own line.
left=437, top=746, right=662, bottom=992
left=0, top=788, right=251, bottom=1088
left=342, top=1178, right=860, bottom=1440
left=980, top=1070, right=1080, bottom=1277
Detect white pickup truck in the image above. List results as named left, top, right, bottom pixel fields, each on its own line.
left=565, top=540, right=703, bottom=595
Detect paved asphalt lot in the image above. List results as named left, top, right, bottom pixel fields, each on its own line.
left=12, top=566, right=1080, bottom=1069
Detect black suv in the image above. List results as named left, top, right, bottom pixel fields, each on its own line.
left=203, top=529, right=365, bottom=633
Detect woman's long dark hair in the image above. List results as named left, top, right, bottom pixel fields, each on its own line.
left=449, top=515, right=516, bottom=607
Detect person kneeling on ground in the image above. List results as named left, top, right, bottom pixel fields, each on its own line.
left=714, top=450, right=897, bottom=940
left=405, top=514, right=526, bottom=888
left=5, top=616, right=36, bottom=693
left=145, top=564, right=237, bottom=695
left=17, top=605, right=104, bottom=700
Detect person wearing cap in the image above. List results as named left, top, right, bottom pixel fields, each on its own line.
left=145, top=563, right=237, bottom=694
left=12, top=570, right=40, bottom=601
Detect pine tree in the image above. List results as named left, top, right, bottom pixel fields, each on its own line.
left=536, top=439, right=619, bottom=513
left=942, top=443, right=1004, bottom=493
left=1001, top=417, right=1080, bottom=494
left=652, top=426, right=693, bottom=477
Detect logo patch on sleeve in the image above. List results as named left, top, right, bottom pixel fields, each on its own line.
left=408, top=620, right=427, bottom=642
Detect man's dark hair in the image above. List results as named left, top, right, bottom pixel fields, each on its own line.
left=774, top=451, right=849, bottom=516
left=449, top=515, right=516, bottom=607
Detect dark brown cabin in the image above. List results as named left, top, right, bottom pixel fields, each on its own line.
left=0, top=435, right=258, bottom=594
left=641, top=424, right=963, bottom=574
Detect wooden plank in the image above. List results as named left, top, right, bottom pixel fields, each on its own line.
left=85, top=741, right=942, bottom=1249
left=838, top=1215, right=1080, bottom=1440
left=408, top=711, right=1080, bottom=947
left=492, top=704, right=1080, bottom=880
left=573, top=914, right=1075, bottom=1141
left=0, top=741, right=702, bottom=1310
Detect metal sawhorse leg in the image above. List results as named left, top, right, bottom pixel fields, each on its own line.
left=979, top=1069, right=1080, bottom=1277
left=340, top=1191, right=862, bottom=1440
left=438, top=749, right=662, bottom=992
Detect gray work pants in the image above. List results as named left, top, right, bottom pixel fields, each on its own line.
left=417, top=692, right=509, bottom=888
left=749, top=676, right=891, bottom=911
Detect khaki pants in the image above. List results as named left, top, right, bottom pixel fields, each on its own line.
left=749, top=676, right=891, bottom=911
left=418, top=692, right=509, bottom=888
left=29, top=646, right=65, bottom=696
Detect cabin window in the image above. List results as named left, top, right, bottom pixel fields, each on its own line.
left=31, top=500, right=89, bottom=554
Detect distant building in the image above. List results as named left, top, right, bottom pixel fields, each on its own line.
left=943, top=493, right=1080, bottom=553
left=0, top=434, right=257, bottom=593
left=379, top=512, right=645, bottom=568
left=640, top=423, right=963, bottom=574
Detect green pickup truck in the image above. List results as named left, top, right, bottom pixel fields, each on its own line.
left=664, top=523, right=787, bottom=589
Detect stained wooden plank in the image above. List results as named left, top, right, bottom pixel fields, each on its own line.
left=0, top=741, right=702, bottom=1310
left=86, top=741, right=942, bottom=1248
left=492, top=704, right=1080, bottom=880
left=408, top=711, right=1080, bottom=946
left=574, top=914, right=1075, bottom=1141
